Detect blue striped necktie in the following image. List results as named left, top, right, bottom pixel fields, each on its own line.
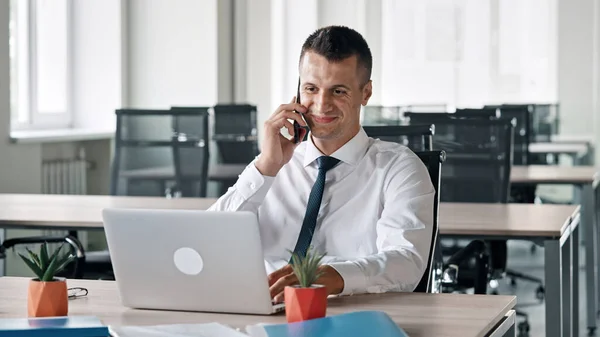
left=290, top=156, right=340, bottom=262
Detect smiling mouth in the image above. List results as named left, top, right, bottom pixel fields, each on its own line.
left=311, top=115, right=338, bottom=124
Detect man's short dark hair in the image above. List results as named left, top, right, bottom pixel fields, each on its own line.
left=299, top=25, right=372, bottom=86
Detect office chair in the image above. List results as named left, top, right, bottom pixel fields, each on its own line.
left=412, top=150, right=444, bottom=293
left=110, top=108, right=179, bottom=197
left=363, top=125, right=434, bottom=152
left=416, top=109, right=537, bottom=204
left=212, top=104, right=259, bottom=195
left=170, top=107, right=211, bottom=198
left=212, top=104, right=259, bottom=164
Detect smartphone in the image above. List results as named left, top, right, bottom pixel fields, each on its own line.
left=293, top=78, right=310, bottom=144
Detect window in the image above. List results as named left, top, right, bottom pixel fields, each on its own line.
left=10, top=0, right=72, bottom=130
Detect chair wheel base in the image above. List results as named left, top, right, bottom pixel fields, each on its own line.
left=535, top=285, right=545, bottom=302
left=530, top=244, right=537, bottom=254
left=517, top=321, right=530, bottom=337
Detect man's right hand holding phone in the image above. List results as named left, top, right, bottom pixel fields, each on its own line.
left=255, top=97, right=308, bottom=177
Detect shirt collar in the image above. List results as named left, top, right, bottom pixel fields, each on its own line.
left=303, top=127, right=370, bottom=167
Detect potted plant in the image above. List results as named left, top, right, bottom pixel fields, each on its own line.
left=18, top=242, right=75, bottom=317
left=284, top=247, right=328, bottom=323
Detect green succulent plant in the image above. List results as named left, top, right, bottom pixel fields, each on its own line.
left=289, top=246, right=327, bottom=288
left=18, top=242, right=75, bottom=282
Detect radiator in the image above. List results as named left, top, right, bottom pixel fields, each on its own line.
left=41, top=156, right=90, bottom=248
left=42, top=158, right=88, bottom=195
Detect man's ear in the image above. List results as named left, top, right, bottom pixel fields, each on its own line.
left=361, top=80, right=373, bottom=106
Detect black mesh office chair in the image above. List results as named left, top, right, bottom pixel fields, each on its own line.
left=484, top=106, right=530, bottom=166
left=170, top=107, right=211, bottom=198
left=413, top=110, right=535, bottom=202
left=363, top=125, right=434, bottom=152
left=407, top=115, right=514, bottom=202
left=413, top=150, right=444, bottom=293
left=518, top=104, right=559, bottom=143
left=110, top=109, right=178, bottom=197
left=212, top=104, right=259, bottom=195
left=212, top=104, right=259, bottom=164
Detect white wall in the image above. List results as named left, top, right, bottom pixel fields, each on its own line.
left=126, top=0, right=218, bottom=108
left=244, top=0, right=271, bottom=142
left=71, top=0, right=123, bottom=130
left=558, top=0, right=596, bottom=136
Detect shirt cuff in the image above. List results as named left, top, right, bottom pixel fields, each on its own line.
left=235, top=162, right=276, bottom=201
left=326, top=261, right=368, bottom=296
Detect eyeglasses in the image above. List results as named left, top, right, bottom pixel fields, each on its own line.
left=67, top=287, right=88, bottom=300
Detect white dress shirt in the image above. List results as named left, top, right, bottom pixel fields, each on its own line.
left=208, top=127, right=435, bottom=295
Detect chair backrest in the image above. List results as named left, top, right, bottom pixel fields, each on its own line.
left=110, top=109, right=175, bottom=196
left=529, top=104, right=559, bottom=142
left=213, top=104, right=258, bottom=136
left=413, top=150, right=445, bottom=293
left=363, top=125, right=434, bottom=151
left=408, top=115, right=515, bottom=203
left=212, top=104, right=259, bottom=164
left=170, top=107, right=211, bottom=197
left=454, top=107, right=500, bottom=119
left=490, top=105, right=530, bottom=165
left=454, top=106, right=530, bottom=165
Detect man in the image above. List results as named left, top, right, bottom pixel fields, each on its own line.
left=209, top=25, right=435, bottom=303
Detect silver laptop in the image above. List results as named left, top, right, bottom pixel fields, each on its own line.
left=102, top=208, right=285, bottom=315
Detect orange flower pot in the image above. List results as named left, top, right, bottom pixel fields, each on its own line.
left=27, top=278, right=68, bottom=317
left=284, top=285, right=327, bottom=323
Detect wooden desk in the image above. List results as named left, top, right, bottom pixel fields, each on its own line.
left=0, top=277, right=517, bottom=337
left=549, top=134, right=595, bottom=143
left=0, top=194, right=217, bottom=230
left=510, top=165, right=599, bottom=333
left=529, top=142, right=589, bottom=156
left=440, top=203, right=580, bottom=337
left=510, top=165, right=598, bottom=185
left=0, top=195, right=579, bottom=336
left=532, top=137, right=594, bottom=165
left=439, top=202, right=577, bottom=237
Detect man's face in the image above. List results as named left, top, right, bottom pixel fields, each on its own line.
left=299, top=51, right=372, bottom=142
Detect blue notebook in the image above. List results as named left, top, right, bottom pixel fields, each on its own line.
left=0, top=316, right=109, bottom=337
left=246, top=311, right=408, bottom=337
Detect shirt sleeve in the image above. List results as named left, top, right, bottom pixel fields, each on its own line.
left=326, top=153, right=435, bottom=295
left=207, top=160, right=276, bottom=213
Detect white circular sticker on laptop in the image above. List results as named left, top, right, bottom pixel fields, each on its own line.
left=173, top=247, right=204, bottom=275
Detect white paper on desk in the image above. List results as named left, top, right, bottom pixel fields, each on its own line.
left=109, top=322, right=248, bottom=337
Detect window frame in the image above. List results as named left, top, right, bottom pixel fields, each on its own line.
left=10, top=0, right=74, bottom=131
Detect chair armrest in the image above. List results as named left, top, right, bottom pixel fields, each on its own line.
left=1, top=236, right=85, bottom=256
left=445, top=240, right=487, bottom=266
left=0, top=235, right=86, bottom=279
left=442, top=240, right=490, bottom=294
